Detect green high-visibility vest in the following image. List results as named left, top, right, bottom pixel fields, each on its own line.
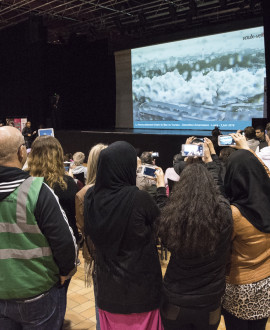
left=0, top=177, right=59, bottom=300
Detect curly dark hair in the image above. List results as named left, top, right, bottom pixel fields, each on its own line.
left=159, top=163, right=231, bottom=257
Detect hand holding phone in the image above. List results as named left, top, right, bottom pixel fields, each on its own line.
left=137, top=165, right=157, bottom=180
left=155, top=167, right=165, bottom=188
left=230, top=133, right=249, bottom=150
left=218, top=135, right=236, bottom=146
left=202, top=142, right=212, bottom=163
left=204, top=137, right=216, bottom=154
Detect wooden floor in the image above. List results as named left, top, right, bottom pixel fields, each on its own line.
left=65, top=251, right=270, bottom=330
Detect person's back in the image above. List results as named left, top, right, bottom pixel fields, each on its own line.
left=71, top=151, right=87, bottom=184
left=226, top=206, right=270, bottom=284
left=244, top=126, right=260, bottom=152
left=84, top=141, right=165, bottom=329
left=159, top=162, right=232, bottom=330
left=222, top=138, right=270, bottom=330
left=27, top=136, right=80, bottom=243
left=0, top=126, right=76, bottom=329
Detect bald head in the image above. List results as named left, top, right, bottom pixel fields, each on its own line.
left=0, top=126, right=26, bottom=167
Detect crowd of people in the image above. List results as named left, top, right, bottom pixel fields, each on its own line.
left=0, top=122, right=270, bottom=330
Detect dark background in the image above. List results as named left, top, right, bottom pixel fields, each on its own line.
left=0, top=7, right=269, bottom=170
left=0, top=11, right=269, bottom=131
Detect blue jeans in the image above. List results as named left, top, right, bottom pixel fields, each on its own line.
left=0, top=285, right=66, bottom=330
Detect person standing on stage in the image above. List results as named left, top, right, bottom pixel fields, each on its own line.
left=22, top=121, right=36, bottom=149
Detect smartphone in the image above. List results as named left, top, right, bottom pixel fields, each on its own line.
left=218, top=135, right=236, bottom=146
left=181, top=144, right=204, bottom=157
left=152, top=152, right=159, bottom=157
left=143, top=166, right=156, bottom=177
left=64, top=162, right=70, bottom=172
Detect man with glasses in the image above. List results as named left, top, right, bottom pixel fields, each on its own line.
left=0, top=126, right=77, bottom=329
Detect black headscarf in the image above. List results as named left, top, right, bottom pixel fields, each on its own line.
left=224, top=149, right=270, bottom=233
left=84, top=141, right=138, bottom=257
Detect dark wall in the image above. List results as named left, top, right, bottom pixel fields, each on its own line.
left=46, top=38, right=115, bottom=130
left=0, top=19, right=116, bottom=130
left=0, top=17, right=47, bottom=126
left=0, top=15, right=268, bottom=129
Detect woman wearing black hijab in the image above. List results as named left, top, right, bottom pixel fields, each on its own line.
left=84, top=141, right=166, bottom=329
left=222, top=134, right=270, bottom=330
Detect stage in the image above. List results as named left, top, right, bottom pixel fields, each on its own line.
left=55, top=128, right=219, bottom=171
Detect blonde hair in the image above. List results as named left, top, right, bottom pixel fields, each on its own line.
left=86, top=143, right=107, bottom=185
left=27, top=136, right=67, bottom=190
left=73, top=152, right=85, bottom=166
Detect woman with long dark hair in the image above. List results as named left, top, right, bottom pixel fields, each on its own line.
left=84, top=141, right=166, bottom=329
left=159, top=152, right=233, bottom=329
left=222, top=133, right=270, bottom=330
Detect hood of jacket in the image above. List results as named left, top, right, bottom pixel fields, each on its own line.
left=247, top=139, right=260, bottom=151
left=0, top=166, right=29, bottom=201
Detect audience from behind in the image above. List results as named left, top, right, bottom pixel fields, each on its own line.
left=75, top=143, right=107, bottom=329
left=64, top=152, right=73, bottom=162
left=210, top=126, right=222, bottom=155
left=84, top=141, right=167, bottom=329
left=164, top=154, right=181, bottom=195
left=219, top=147, right=237, bottom=181
left=222, top=133, right=270, bottom=330
left=71, top=151, right=87, bottom=185
left=140, top=151, right=156, bottom=165
left=255, top=125, right=268, bottom=150
left=172, top=153, right=186, bottom=177
left=159, top=143, right=233, bottom=330
left=22, top=121, right=36, bottom=149
left=182, top=136, right=223, bottom=190
left=137, top=150, right=158, bottom=197
left=27, top=136, right=80, bottom=244
left=0, top=126, right=77, bottom=329
left=243, top=126, right=260, bottom=151
left=256, top=123, right=270, bottom=170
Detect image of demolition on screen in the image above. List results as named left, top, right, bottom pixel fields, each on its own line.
left=131, top=25, right=266, bottom=131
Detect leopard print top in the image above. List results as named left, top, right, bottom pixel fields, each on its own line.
left=222, top=276, right=270, bottom=320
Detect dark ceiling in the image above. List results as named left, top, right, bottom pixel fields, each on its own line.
left=0, top=0, right=263, bottom=45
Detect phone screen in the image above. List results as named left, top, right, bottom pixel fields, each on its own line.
left=182, top=144, right=204, bottom=157
left=64, top=162, right=70, bottom=172
left=218, top=135, right=236, bottom=146
left=143, top=167, right=156, bottom=177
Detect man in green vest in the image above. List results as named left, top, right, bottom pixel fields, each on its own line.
left=0, top=126, right=77, bottom=329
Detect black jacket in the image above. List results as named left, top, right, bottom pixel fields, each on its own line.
left=163, top=207, right=232, bottom=311
left=162, top=159, right=232, bottom=311
left=53, top=175, right=80, bottom=242
left=94, top=187, right=167, bottom=314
